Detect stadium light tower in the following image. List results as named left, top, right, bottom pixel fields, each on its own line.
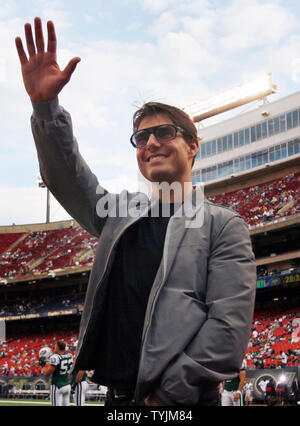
left=183, top=73, right=277, bottom=123
left=37, top=173, right=50, bottom=224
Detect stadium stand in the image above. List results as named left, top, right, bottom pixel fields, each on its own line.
left=0, top=307, right=299, bottom=377
left=0, top=173, right=299, bottom=282
left=0, top=294, right=83, bottom=318
left=0, top=233, right=25, bottom=255
left=207, top=171, right=300, bottom=226
left=0, top=330, right=77, bottom=377
left=0, top=226, right=98, bottom=280
left=246, top=308, right=300, bottom=369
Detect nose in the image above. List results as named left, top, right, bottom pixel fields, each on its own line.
left=145, top=133, right=160, bottom=150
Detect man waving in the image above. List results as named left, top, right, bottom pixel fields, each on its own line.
left=16, top=18, right=256, bottom=406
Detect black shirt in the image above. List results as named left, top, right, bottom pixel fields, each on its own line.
left=96, top=202, right=176, bottom=391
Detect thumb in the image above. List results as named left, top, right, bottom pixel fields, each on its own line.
left=62, top=57, right=81, bottom=81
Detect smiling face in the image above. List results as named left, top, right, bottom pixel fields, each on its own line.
left=136, top=113, right=198, bottom=185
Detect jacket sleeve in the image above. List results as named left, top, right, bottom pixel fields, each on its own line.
left=152, top=215, right=257, bottom=406
left=31, top=97, right=111, bottom=237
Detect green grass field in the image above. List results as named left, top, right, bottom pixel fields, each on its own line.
left=0, top=398, right=104, bottom=406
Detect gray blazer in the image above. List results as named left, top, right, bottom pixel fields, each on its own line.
left=31, top=98, right=257, bottom=405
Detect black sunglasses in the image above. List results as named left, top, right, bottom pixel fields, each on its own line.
left=130, top=124, right=185, bottom=149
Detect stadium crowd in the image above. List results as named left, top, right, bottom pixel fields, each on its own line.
left=0, top=227, right=98, bottom=280
left=0, top=308, right=299, bottom=378
left=207, top=171, right=300, bottom=227
left=246, top=309, right=300, bottom=369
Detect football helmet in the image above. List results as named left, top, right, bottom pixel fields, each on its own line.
left=39, top=346, right=52, bottom=360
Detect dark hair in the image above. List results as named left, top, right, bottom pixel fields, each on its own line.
left=56, top=341, right=66, bottom=351
left=133, top=102, right=199, bottom=166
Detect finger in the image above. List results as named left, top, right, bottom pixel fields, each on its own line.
left=34, top=17, right=45, bottom=53
left=25, top=23, right=36, bottom=57
left=62, top=57, right=81, bottom=81
left=15, top=37, right=28, bottom=66
left=47, top=20, right=57, bottom=54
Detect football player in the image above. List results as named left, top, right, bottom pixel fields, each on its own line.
left=39, top=340, right=73, bottom=406
left=221, top=359, right=247, bottom=406
left=71, top=370, right=89, bottom=406
left=70, top=341, right=89, bottom=406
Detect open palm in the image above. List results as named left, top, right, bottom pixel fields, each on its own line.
left=15, top=18, right=80, bottom=102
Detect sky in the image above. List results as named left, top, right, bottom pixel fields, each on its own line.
left=1, top=0, right=300, bottom=226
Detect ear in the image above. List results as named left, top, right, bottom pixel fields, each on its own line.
left=188, top=139, right=199, bottom=158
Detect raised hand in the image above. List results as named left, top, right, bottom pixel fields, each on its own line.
left=15, top=17, right=81, bottom=102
